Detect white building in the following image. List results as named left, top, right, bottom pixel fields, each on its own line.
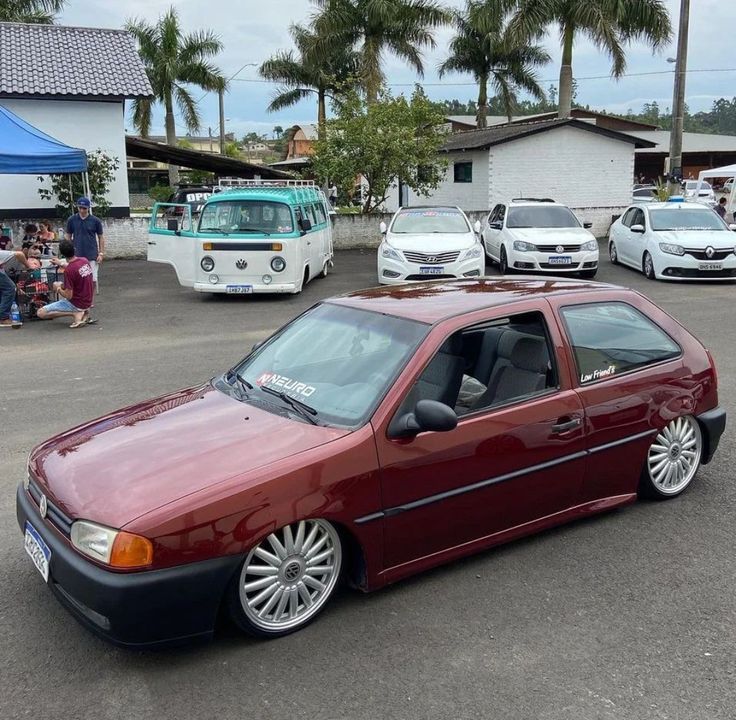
left=387, top=118, right=655, bottom=235
left=0, top=22, right=152, bottom=218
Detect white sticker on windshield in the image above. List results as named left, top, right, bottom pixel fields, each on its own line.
left=581, top=365, right=616, bottom=383
left=256, top=372, right=316, bottom=398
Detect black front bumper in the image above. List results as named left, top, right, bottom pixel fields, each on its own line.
left=698, top=406, right=727, bottom=464
left=16, top=484, right=242, bottom=648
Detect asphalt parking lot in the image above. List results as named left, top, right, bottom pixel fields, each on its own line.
left=2, top=249, right=735, bottom=720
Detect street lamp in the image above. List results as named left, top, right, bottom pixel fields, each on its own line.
left=667, top=0, right=690, bottom=194
left=218, top=62, right=259, bottom=154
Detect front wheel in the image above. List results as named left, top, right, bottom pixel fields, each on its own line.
left=499, top=245, right=510, bottom=274
left=319, top=259, right=330, bottom=278
left=643, top=251, right=656, bottom=280
left=640, top=416, right=703, bottom=499
left=609, top=240, right=619, bottom=265
left=228, top=519, right=343, bottom=638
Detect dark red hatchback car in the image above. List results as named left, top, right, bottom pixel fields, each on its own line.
left=17, top=278, right=726, bottom=647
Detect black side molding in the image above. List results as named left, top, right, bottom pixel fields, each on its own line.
left=697, top=407, right=726, bottom=464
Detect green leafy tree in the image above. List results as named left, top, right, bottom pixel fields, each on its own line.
left=0, top=0, right=65, bottom=23
left=37, top=150, right=120, bottom=217
left=260, top=22, right=358, bottom=137
left=126, top=7, right=225, bottom=185
left=510, top=0, right=671, bottom=118
left=439, top=1, right=549, bottom=127
left=273, top=125, right=284, bottom=138
left=313, top=86, right=448, bottom=213
left=314, top=0, right=450, bottom=103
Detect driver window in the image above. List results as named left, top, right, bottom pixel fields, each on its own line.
left=633, top=209, right=646, bottom=228
left=396, top=312, right=558, bottom=421
left=488, top=205, right=501, bottom=225
left=621, top=208, right=636, bottom=227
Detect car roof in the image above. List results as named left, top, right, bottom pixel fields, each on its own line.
left=328, top=277, right=624, bottom=325
left=500, top=199, right=567, bottom=208
left=638, top=201, right=712, bottom=210
left=395, top=205, right=463, bottom=213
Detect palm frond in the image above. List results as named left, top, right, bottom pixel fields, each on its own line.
left=267, top=87, right=316, bottom=112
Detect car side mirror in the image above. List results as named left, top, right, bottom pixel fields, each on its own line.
left=391, top=399, right=458, bottom=438
left=729, top=223, right=736, bottom=231
left=631, top=224, right=645, bottom=233
left=489, top=220, right=502, bottom=230
left=379, top=221, right=387, bottom=235
left=583, top=221, right=593, bottom=229
left=473, top=220, right=481, bottom=234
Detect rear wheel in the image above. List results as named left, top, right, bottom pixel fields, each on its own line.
left=643, top=251, right=656, bottom=280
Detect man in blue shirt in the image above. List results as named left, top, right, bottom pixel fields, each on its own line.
left=65, top=197, right=105, bottom=291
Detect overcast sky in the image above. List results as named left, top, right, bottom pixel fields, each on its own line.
left=61, top=0, right=736, bottom=138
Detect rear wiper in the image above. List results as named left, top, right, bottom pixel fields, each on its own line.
left=259, top=385, right=319, bottom=425
left=238, top=228, right=271, bottom=236
left=225, top=369, right=253, bottom=398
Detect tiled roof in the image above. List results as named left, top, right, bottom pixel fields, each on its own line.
left=0, top=22, right=152, bottom=99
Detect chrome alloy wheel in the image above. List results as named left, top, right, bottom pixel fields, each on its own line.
left=238, top=519, right=342, bottom=632
left=647, top=416, right=702, bottom=495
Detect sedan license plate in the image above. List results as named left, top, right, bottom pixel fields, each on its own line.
left=24, top=521, right=50, bottom=582
left=698, top=262, right=722, bottom=271
left=548, top=256, right=572, bottom=265
left=419, top=266, right=444, bottom=275
left=226, top=285, right=253, bottom=294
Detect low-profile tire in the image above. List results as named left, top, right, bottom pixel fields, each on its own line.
left=227, top=519, right=343, bottom=638
left=643, top=251, right=656, bottom=280
left=580, top=269, right=597, bottom=279
left=609, top=241, right=619, bottom=265
left=639, top=416, right=703, bottom=500
left=499, top=245, right=511, bottom=274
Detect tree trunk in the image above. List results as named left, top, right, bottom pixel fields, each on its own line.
left=558, top=23, right=574, bottom=119
left=476, top=73, right=488, bottom=128
left=318, top=88, right=327, bottom=141
left=165, top=94, right=179, bottom=186
left=364, top=38, right=380, bottom=104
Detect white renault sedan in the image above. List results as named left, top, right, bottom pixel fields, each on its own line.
left=377, top=206, right=484, bottom=284
left=608, top=200, right=736, bottom=280
left=482, top=198, right=599, bottom=278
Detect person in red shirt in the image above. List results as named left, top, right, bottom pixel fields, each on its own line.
left=37, top=240, right=95, bottom=328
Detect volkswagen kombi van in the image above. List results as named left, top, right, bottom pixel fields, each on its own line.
left=148, top=180, right=334, bottom=294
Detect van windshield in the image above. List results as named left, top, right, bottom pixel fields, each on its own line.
left=198, top=200, right=294, bottom=234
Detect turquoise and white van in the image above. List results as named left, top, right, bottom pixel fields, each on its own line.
left=148, top=180, right=334, bottom=294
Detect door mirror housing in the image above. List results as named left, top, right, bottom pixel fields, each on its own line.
left=583, top=221, right=593, bottom=229
left=379, top=221, right=387, bottom=235
left=391, top=399, right=458, bottom=438
left=631, top=224, right=645, bottom=234
left=728, top=223, right=736, bottom=231
left=473, top=220, right=482, bottom=234
left=489, top=220, right=502, bottom=230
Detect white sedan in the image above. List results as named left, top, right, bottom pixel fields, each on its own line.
left=377, top=206, right=484, bottom=284
left=608, top=201, right=736, bottom=281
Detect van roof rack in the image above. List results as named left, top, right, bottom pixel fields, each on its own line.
left=510, top=197, right=555, bottom=203
left=217, top=178, right=316, bottom=188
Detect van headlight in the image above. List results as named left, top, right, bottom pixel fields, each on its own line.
left=200, top=256, right=215, bottom=271
left=513, top=240, right=536, bottom=252
left=461, top=245, right=483, bottom=260
left=71, top=520, right=153, bottom=568
left=380, top=244, right=401, bottom=261
left=659, top=243, right=685, bottom=256
left=581, top=240, right=598, bottom=252
left=270, top=256, right=286, bottom=272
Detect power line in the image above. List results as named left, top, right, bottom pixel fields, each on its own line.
left=196, top=61, right=260, bottom=102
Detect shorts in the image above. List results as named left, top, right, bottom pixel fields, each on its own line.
left=41, top=298, right=82, bottom=314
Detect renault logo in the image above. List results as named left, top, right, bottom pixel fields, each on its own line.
left=39, top=494, right=48, bottom=519
left=705, top=246, right=715, bottom=259
left=235, top=259, right=248, bottom=269
left=555, top=245, right=565, bottom=254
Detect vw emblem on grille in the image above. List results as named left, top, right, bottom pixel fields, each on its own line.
left=705, top=246, right=715, bottom=259
left=284, top=562, right=301, bottom=581
left=39, top=494, right=48, bottom=519
left=555, top=245, right=565, bottom=254
left=235, top=259, right=248, bottom=270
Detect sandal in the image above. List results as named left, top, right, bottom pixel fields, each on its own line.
left=69, top=319, right=87, bottom=328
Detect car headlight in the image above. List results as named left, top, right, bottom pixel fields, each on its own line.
left=581, top=240, right=598, bottom=252
left=270, top=256, right=286, bottom=272
left=513, top=240, right=536, bottom=252
left=71, top=520, right=153, bottom=568
left=461, top=245, right=483, bottom=260
left=380, top=244, right=401, bottom=261
left=200, top=256, right=215, bottom=272
left=659, top=243, right=685, bottom=256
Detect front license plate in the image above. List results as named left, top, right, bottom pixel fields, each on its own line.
left=24, top=521, right=50, bottom=582
left=226, top=285, right=253, bottom=294
left=698, top=262, right=722, bottom=271
left=419, top=266, right=444, bottom=275
left=548, top=256, right=572, bottom=265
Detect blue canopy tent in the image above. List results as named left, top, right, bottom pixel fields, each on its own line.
left=0, top=104, right=89, bottom=203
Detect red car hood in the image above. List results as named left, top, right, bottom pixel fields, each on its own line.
left=29, top=383, right=348, bottom=529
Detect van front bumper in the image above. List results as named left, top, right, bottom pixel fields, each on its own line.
left=194, top=281, right=299, bottom=294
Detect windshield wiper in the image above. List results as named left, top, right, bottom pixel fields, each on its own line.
left=238, top=228, right=271, bottom=235
left=259, top=385, right=319, bottom=425
left=202, top=227, right=230, bottom=235
left=225, top=369, right=253, bottom=399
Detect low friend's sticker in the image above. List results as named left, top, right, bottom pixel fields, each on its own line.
left=256, top=372, right=317, bottom=398
left=581, top=365, right=616, bottom=383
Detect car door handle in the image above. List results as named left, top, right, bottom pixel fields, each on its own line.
left=147, top=241, right=156, bottom=245
left=551, top=417, right=582, bottom=434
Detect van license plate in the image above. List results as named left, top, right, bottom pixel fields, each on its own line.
left=419, top=266, right=444, bottom=275
left=226, top=285, right=253, bottom=294
left=24, top=521, right=50, bottom=582
left=548, top=256, right=572, bottom=265
left=698, top=263, right=722, bottom=271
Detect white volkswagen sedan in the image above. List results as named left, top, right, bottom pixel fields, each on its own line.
left=377, top=206, right=484, bottom=284
left=482, top=199, right=599, bottom=278
left=608, top=201, right=736, bottom=281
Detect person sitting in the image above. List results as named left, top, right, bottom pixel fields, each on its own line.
left=37, top=240, right=94, bottom=328
left=0, top=232, right=12, bottom=250
left=22, top=223, right=38, bottom=244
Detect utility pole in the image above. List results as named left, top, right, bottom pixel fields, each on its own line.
left=668, top=0, right=690, bottom=194
left=218, top=87, right=226, bottom=154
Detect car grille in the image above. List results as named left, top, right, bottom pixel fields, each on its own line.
left=403, top=251, right=460, bottom=264
left=405, top=274, right=457, bottom=281
left=534, top=244, right=582, bottom=253
left=538, top=262, right=582, bottom=269
left=684, top=249, right=733, bottom=261
left=27, top=474, right=73, bottom=538
left=664, top=267, right=736, bottom=279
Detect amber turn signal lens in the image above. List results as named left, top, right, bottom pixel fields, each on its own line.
left=202, top=242, right=213, bottom=251
left=272, top=243, right=283, bottom=251
left=110, top=532, right=154, bottom=568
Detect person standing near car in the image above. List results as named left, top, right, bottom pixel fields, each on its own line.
left=328, top=182, right=338, bottom=208
left=65, top=197, right=105, bottom=292
left=715, top=197, right=728, bottom=219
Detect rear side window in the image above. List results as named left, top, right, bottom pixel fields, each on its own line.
left=560, top=302, right=681, bottom=384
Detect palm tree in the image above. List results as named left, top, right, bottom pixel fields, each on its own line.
left=510, top=0, right=672, bottom=119
left=314, top=0, right=451, bottom=103
left=0, top=0, right=65, bottom=23
left=260, top=23, right=358, bottom=139
left=126, top=7, right=225, bottom=185
left=439, top=1, right=550, bottom=128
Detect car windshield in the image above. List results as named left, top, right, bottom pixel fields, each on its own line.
left=634, top=188, right=656, bottom=197
left=506, top=205, right=581, bottom=228
left=233, top=303, right=428, bottom=427
left=198, top=200, right=294, bottom=234
left=391, top=209, right=470, bottom=234
left=649, top=208, right=727, bottom=231
left=684, top=181, right=712, bottom=190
